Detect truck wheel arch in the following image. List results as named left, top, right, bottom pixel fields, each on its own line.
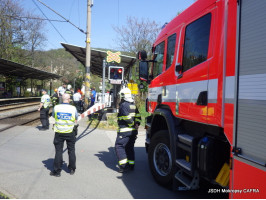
left=150, top=107, right=181, bottom=167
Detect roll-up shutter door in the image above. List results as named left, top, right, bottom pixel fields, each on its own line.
left=236, top=0, right=266, bottom=166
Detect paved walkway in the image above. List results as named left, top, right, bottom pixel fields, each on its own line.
left=0, top=117, right=182, bottom=199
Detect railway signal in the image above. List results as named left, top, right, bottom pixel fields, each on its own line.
left=108, top=66, right=124, bottom=84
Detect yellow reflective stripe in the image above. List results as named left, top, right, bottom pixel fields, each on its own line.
left=118, top=116, right=131, bottom=120
left=135, top=114, right=141, bottom=117
left=129, top=113, right=136, bottom=117
left=55, top=122, right=75, bottom=125
left=119, top=127, right=135, bottom=132
left=54, top=126, right=73, bottom=133
left=128, top=160, right=134, bottom=164
left=135, top=119, right=142, bottom=123
left=119, top=159, right=128, bottom=165
left=128, top=123, right=134, bottom=127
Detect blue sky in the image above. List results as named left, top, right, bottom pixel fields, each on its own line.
left=20, top=0, right=195, bottom=51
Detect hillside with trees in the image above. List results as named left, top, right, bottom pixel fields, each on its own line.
left=0, top=0, right=161, bottom=98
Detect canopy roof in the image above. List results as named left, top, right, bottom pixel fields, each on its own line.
left=61, top=43, right=136, bottom=77
left=0, top=58, right=61, bottom=80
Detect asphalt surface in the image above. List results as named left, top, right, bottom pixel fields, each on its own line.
left=0, top=117, right=227, bottom=199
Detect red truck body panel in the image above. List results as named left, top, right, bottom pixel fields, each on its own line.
left=145, top=0, right=266, bottom=198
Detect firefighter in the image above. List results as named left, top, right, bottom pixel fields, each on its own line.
left=38, top=89, right=51, bottom=131
left=65, top=85, right=74, bottom=105
left=50, top=93, right=78, bottom=177
left=115, top=87, right=141, bottom=173
left=51, top=88, right=59, bottom=107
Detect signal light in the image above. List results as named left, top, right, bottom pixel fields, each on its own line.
left=108, top=66, right=124, bottom=83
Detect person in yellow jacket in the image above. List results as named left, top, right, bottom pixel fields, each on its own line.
left=50, top=93, right=78, bottom=177
left=38, top=89, right=51, bottom=131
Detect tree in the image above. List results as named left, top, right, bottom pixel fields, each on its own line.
left=113, top=17, right=161, bottom=98
left=0, top=0, right=24, bottom=60
left=23, top=12, right=47, bottom=67
left=113, top=16, right=161, bottom=56
left=0, top=0, right=46, bottom=64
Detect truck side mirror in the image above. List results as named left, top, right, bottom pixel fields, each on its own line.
left=137, top=50, right=147, bottom=60
left=139, top=61, right=149, bottom=82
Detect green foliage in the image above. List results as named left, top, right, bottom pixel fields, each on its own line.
left=0, top=191, right=9, bottom=199
left=135, top=94, right=150, bottom=126
left=24, top=91, right=30, bottom=97
left=87, top=112, right=118, bottom=130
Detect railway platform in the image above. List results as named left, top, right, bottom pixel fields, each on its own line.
left=0, top=115, right=149, bottom=199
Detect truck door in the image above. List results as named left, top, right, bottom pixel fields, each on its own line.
left=148, top=41, right=165, bottom=112
left=177, top=11, right=214, bottom=124
left=233, top=0, right=266, bottom=198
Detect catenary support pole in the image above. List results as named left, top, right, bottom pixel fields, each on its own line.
left=85, top=0, right=93, bottom=107
left=102, top=59, right=106, bottom=104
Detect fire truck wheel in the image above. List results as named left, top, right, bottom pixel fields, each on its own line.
left=148, top=130, right=175, bottom=186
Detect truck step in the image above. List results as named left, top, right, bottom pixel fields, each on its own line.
left=176, top=159, right=192, bottom=172
left=175, top=170, right=199, bottom=190
left=178, top=134, right=194, bottom=146
left=177, top=143, right=191, bottom=152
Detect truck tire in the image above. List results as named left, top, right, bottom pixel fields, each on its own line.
left=148, top=130, right=175, bottom=186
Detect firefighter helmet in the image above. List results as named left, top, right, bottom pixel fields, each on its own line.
left=54, top=88, right=58, bottom=92
left=119, top=87, right=133, bottom=102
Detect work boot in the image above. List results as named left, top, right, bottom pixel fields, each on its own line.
left=68, top=166, right=75, bottom=175
left=70, top=169, right=75, bottom=175
left=50, top=170, right=61, bottom=177
left=118, top=163, right=130, bottom=173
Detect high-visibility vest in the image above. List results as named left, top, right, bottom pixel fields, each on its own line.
left=54, top=104, right=76, bottom=133
left=41, top=94, right=51, bottom=108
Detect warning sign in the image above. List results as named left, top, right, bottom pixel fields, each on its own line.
left=128, top=83, right=138, bottom=95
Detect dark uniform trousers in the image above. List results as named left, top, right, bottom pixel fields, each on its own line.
left=53, top=132, right=76, bottom=173
left=40, top=107, right=49, bottom=129
left=125, top=130, right=138, bottom=162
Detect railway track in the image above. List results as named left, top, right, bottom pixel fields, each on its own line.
left=0, top=102, right=39, bottom=112
left=0, top=101, right=52, bottom=132
left=0, top=110, right=41, bottom=132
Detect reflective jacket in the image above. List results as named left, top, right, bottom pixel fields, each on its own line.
left=41, top=94, right=51, bottom=108
left=53, top=104, right=78, bottom=133
left=51, top=93, right=59, bottom=107
left=117, top=100, right=141, bottom=133
left=65, top=90, right=73, bottom=105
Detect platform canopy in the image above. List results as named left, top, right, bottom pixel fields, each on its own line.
left=61, top=43, right=136, bottom=77
left=0, top=58, right=61, bottom=80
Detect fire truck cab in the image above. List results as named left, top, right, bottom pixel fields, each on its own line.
left=138, top=0, right=266, bottom=198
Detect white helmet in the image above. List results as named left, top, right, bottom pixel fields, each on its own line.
left=119, top=87, right=133, bottom=102
left=67, top=84, right=72, bottom=90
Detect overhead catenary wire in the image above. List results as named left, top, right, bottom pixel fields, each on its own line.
left=32, top=0, right=68, bottom=43
left=3, top=15, right=66, bottom=22
left=35, top=0, right=86, bottom=34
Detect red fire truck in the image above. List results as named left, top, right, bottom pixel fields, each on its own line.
left=138, top=0, right=266, bottom=198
